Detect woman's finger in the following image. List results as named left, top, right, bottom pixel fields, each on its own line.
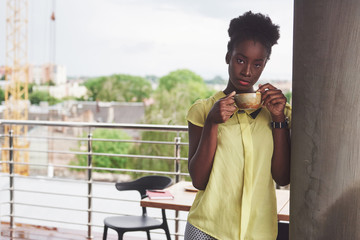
left=257, top=83, right=277, bottom=92
left=266, top=97, right=286, bottom=106
left=223, top=91, right=236, bottom=100
left=262, top=92, right=285, bottom=105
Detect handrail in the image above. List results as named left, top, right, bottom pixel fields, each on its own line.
left=0, top=148, right=188, bottom=160
left=0, top=120, right=189, bottom=239
left=0, top=134, right=189, bottom=145
left=0, top=119, right=188, bottom=131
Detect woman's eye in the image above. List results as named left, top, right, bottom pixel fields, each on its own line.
left=236, top=59, right=244, bottom=64
left=254, top=63, right=262, bottom=68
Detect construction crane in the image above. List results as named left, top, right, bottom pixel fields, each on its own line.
left=50, top=0, right=56, bottom=67
left=2, top=0, right=30, bottom=175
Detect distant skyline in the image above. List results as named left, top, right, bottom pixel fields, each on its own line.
left=0, top=0, right=294, bottom=81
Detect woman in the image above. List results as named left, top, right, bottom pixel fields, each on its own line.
left=185, top=11, right=291, bottom=240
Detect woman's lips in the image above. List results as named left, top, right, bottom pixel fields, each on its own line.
left=239, top=80, right=250, bottom=86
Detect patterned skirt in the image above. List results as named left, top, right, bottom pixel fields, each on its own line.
left=184, top=222, right=217, bottom=240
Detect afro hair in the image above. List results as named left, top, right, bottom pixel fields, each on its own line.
left=227, top=11, right=280, bottom=59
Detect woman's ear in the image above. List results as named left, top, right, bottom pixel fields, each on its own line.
left=225, top=52, right=230, bottom=64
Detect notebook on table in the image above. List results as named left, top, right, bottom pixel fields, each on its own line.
left=146, top=190, right=174, bottom=200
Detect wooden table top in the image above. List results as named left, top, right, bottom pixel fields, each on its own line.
left=141, top=181, right=289, bottom=221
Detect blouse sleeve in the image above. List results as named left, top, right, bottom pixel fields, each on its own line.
left=186, top=99, right=207, bottom=128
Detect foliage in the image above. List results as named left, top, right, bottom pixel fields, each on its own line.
left=158, top=69, right=204, bottom=92
left=130, top=69, right=214, bottom=178
left=285, top=91, right=292, bottom=104
left=75, top=96, right=86, bottom=101
left=83, top=77, right=107, bottom=101
left=84, top=74, right=152, bottom=102
left=151, top=69, right=215, bottom=125
left=148, top=82, right=213, bottom=125
left=43, top=80, right=56, bottom=86
left=72, top=128, right=133, bottom=172
left=72, top=69, right=215, bottom=179
left=129, top=131, right=189, bottom=179
left=28, top=83, right=35, bottom=94
left=0, top=88, right=4, bottom=102
left=29, top=90, right=60, bottom=105
left=61, top=96, right=76, bottom=101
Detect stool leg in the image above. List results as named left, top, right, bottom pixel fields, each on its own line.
left=103, top=226, right=108, bottom=240
left=164, top=227, right=171, bottom=240
left=146, top=230, right=151, bottom=240
left=161, top=209, right=171, bottom=240
left=117, top=231, right=124, bottom=240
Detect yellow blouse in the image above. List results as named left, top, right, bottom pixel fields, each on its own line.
left=186, top=91, right=291, bottom=240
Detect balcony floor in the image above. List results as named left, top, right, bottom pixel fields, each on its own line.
left=0, top=222, right=147, bottom=240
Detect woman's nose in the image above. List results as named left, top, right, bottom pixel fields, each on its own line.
left=241, top=64, right=251, bottom=77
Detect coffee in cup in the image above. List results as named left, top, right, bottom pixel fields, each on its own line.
left=234, top=92, right=262, bottom=110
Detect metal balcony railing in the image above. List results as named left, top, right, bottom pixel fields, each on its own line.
left=0, top=120, right=189, bottom=240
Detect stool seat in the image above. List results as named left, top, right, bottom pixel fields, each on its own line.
left=103, top=175, right=172, bottom=240
left=104, top=215, right=162, bottom=230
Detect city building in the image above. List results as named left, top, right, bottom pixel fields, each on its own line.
left=28, top=64, right=67, bottom=85
left=33, top=81, right=87, bottom=99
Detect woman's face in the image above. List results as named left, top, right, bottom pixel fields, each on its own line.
left=226, top=40, right=268, bottom=93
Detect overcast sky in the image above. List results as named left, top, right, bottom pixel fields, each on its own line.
left=0, top=0, right=294, bottom=81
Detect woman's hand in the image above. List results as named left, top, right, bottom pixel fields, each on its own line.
left=207, top=91, right=237, bottom=124
left=188, top=91, right=236, bottom=190
left=258, top=83, right=291, bottom=186
left=257, top=83, right=287, bottom=121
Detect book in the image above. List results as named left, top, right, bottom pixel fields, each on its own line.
left=146, top=189, right=174, bottom=200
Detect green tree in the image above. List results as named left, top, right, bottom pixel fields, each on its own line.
left=150, top=69, right=214, bottom=125
left=84, top=74, right=152, bottom=102
left=29, top=90, right=60, bottom=105
left=73, top=128, right=133, bottom=172
left=130, top=69, right=214, bottom=179
left=44, top=80, right=56, bottom=86
left=28, top=83, right=35, bottom=94
left=0, top=88, right=4, bottom=102
left=147, top=82, right=213, bottom=125
left=158, top=69, right=204, bottom=92
left=84, top=77, right=107, bottom=101
left=285, top=91, right=292, bottom=104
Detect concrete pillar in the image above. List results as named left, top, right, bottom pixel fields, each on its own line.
left=290, top=0, right=360, bottom=239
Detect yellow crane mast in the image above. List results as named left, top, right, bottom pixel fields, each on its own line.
left=2, top=0, right=30, bottom=175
